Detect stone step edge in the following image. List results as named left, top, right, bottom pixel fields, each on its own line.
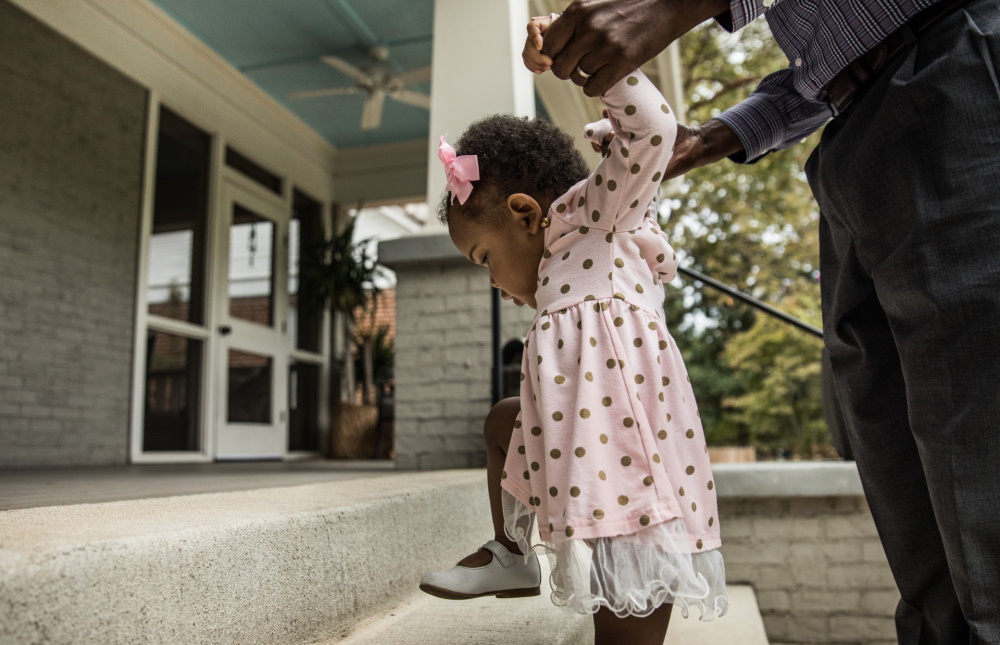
left=0, top=470, right=492, bottom=645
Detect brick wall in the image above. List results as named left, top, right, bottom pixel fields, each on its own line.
left=390, top=257, right=533, bottom=469
left=720, top=495, right=898, bottom=645
left=0, top=0, right=147, bottom=466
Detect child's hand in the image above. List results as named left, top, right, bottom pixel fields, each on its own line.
left=522, top=15, right=554, bottom=74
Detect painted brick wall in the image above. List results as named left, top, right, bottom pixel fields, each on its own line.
left=392, top=260, right=533, bottom=469
left=720, top=495, right=899, bottom=645
left=0, top=0, right=148, bottom=466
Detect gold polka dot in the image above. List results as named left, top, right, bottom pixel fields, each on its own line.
left=618, top=495, right=629, bottom=505
left=658, top=393, right=665, bottom=402
left=653, top=454, right=661, bottom=463
left=600, top=396, right=612, bottom=407
left=686, top=465, right=695, bottom=475
left=621, top=147, right=629, bottom=158
left=531, top=461, right=539, bottom=471
left=661, top=104, right=671, bottom=114
left=624, top=105, right=636, bottom=116
left=708, top=480, right=714, bottom=490
left=583, top=259, right=593, bottom=269
left=630, top=163, right=641, bottom=174
left=667, top=414, right=673, bottom=422
left=599, top=434, right=608, bottom=444
left=585, top=372, right=594, bottom=381
left=560, top=284, right=571, bottom=294
left=580, top=225, right=589, bottom=233
left=565, top=526, right=574, bottom=537
left=574, top=446, right=586, bottom=458
left=659, top=340, right=668, bottom=350
left=523, top=471, right=530, bottom=479
left=551, top=449, right=561, bottom=459
left=614, top=258, right=625, bottom=269
left=549, top=486, right=558, bottom=496
left=633, top=338, right=643, bottom=348
left=630, top=199, right=639, bottom=208
left=662, top=377, right=670, bottom=386
left=621, top=456, right=632, bottom=466
left=636, top=284, right=644, bottom=294
left=602, top=302, right=610, bottom=311
left=692, top=502, right=698, bottom=512
left=584, top=294, right=595, bottom=301
left=686, top=429, right=695, bottom=439
left=643, top=475, right=654, bottom=486
left=656, top=253, right=666, bottom=263
left=679, top=487, right=685, bottom=496
left=592, top=210, right=601, bottom=222
left=709, top=517, right=714, bottom=527
left=570, top=486, right=581, bottom=497
left=595, top=174, right=603, bottom=186
left=696, top=539, right=703, bottom=549
left=556, top=203, right=567, bottom=213
left=614, top=292, right=625, bottom=300
left=537, top=355, right=543, bottom=364
left=606, top=359, right=616, bottom=369
left=627, top=76, right=638, bottom=86
left=648, top=322, right=658, bottom=331
left=558, top=340, right=564, bottom=349
left=652, top=171, right=662, bottom=182
left=552, top=411, right=563, bottom=421
left=578, top=195, right=585, bottom=207
left=606, top=233, right=614, bottom=243
left=607, top=179, right=617, bottom=191
left=639, top=515, right=650, bottom=526
left=599, top=470, right=607, bottom=480
left=651, top=135, right=663, bottom=146
left=554, top=375, right=565, bottom=384
left=501, top=470, right=507, bottom=479
left=514, top=419, right=522, bottom=429
left=594, top=509, right=605, bottom=519
left=520, top=372, right=525, bottom=382
left=623, top=417, right=634, bottom=428
left=518, top=445, right=526, bottom=454
left=531, top=426, right=541, bottom=436
left=635, top=375, right=644, bottom=384
left=657, top=430, right=667, bottom=440
left=562, top=251, right=571, bottom=261
left=589, top=337, right=597, bottom=347
left=586, top=129, right=594, bottom=137
left=580, top=409, right=591, bottom=419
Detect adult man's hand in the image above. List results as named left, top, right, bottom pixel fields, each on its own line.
left=543, top=0, right=732, bottom=97
left=665, top=120, right=744, bottom=180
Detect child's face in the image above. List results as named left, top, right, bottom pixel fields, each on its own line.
left=449, top=199, right=546, bottom=309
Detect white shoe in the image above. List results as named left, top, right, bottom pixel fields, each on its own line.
left=419, top=540, right=541, bottom=600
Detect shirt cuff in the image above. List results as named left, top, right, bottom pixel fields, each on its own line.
left=715, top=0, right=762, bottom=33
left=714, top=94, right=786, bottom=164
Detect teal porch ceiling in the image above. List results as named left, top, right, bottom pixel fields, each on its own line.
left=151, top=0, right=434, bottom=150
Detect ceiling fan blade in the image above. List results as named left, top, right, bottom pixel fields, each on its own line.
left=361, top=90, right=386, bottom=130
left=321, top=56, right=371, bottom=83
left=395, top=65, right=432, bottom=87
left=390, top=89, right=431, bottom=110
left=287, top=86, right=361, bottom=99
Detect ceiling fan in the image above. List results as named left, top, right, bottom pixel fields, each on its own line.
left=288, top=45, right=432, bottom=131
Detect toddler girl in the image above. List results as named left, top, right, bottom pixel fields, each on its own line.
left=420, top=15, right=728, bottom=643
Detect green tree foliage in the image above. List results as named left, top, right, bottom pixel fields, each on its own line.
left=662, top=19, right=828, bottom=458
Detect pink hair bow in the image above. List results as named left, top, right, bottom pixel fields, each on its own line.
left=438, top=135, right=479, bottom=205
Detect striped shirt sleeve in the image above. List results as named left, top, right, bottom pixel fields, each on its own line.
left=714, top=68, right=834, bottom=163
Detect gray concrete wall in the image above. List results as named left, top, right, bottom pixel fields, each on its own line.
left=0, top=0, right=148, bottom=466
left=381, top=235, right=534, bottom=469
left=715, top=463, right=898, bottom=645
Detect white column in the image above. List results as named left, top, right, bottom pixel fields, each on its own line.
left=422, top=0, right=534, bottom=233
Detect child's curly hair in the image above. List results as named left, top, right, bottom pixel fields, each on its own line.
left=437, top=115, right=589, bottom=224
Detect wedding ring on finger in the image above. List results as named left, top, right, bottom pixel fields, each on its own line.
left=574, top=65, right=593, bottom=79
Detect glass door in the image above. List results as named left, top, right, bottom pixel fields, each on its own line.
left=214, top=178, right=288, bottom=459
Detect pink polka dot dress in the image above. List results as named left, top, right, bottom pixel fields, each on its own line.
left=500, top=71, right=728, bottom=620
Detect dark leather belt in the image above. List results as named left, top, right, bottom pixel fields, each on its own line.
left=825, top=0, right=973, bottom=114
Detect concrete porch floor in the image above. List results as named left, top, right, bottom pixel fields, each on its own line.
left=0, top=460, right=400, bottom=511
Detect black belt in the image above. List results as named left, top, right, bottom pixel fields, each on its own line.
left=825, top=0, right=973, bottom=114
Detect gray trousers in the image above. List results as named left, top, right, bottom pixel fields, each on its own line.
left=805, top=1, right=1000, bottom=643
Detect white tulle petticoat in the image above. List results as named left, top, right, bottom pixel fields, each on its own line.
left=503, top=490, right=729, bottom=620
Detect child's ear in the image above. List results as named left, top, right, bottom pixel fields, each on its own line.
left=506, top=193, right=544, bottom=234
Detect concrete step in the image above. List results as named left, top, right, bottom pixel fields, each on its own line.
left=323, top=581, right=767, bottom=645
left=0, top=470, right=496, bottom=645
left=0, top=469, right=768, bottom=645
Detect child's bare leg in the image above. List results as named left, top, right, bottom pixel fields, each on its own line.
left=593, top=603, right=672, bottom=645
left=457, top=396, right=522, bottom=567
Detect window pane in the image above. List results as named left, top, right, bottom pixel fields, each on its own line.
left=228, top=205, right=275, bottom=327
left=289, top=361, right=321, bottom=452
left=290, top=190, right=324, bottom=352
left=143, top=331, right=202, bottom=451
left=147, top=107, right=209, bottom=324
left=227, top=349, right=272, bottom=423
